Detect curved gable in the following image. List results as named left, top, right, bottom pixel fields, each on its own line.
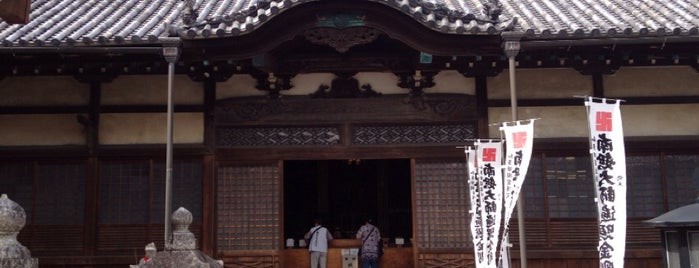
left=1, top=0, right=697, bottom=48
left=181, top=1, right=502, bottom=59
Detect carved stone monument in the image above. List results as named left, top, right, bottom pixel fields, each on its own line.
left=0, top=194, right=38, bottom=268
left=131, top=207, right=223, bottom=268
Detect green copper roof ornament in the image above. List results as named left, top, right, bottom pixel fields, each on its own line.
left=316, top=12, right=366, bottom=28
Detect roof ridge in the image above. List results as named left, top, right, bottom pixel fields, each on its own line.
left=1, top=0, right=698, bottom=47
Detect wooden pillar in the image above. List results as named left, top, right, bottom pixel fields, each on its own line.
left=203, top=79, right=216, bottom=153
left=201, top=154, right=216, bottom=255
left=592, top=72, right=604, bottom=98
left=87, top=81, right=101, bottom=154
left=377, top=160, right=389, bottom=238
left=0, top=0, right=31, bottom=24
left=318, top=161, right=329, bottom=215
left=202, top=78, right=216, bottom=255
left=83, top=157, right=99, bottom=257
left=82, top=80, right=101, bottom=257
left=475, top=75, right=489, bottom=137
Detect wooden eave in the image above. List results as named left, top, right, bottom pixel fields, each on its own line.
left=1, top=39, right=698, bottom=79
left=179, top=1, right=502, bottom=63
left=1, top=0, right=699, bottom=80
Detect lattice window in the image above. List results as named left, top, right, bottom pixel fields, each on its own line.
left=151, top=160, right=203, bottom=222
left=414, top=160, right=470, bottom=249
left=99, top=159, right=202, bottom=224
left=0, top=162, right=33, bottom=222
left=544, top=156, right=596, bottom=218
left=520, top=155, right=545, bottom=218
left=35, top=162, right=86, bottom=224
left=353, top=124, right=476, bottom=145
left=99, top=160, right=150, bottom=224
left=217, top=164, right=281, bottom=250
left=664, top=154, right=699, bottom=210
left=626, top=155, right=664, bottom=217
left=216, top=126, right=341, bottom=147
left=0, top=161, right=85, bottom=224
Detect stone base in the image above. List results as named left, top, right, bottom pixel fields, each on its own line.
left=0, top=194, right=38, bottom=268
left=0, top=258, right=39, bottom=268
left=130, top=208, right=222, bottom=267
left=132, top=249, right=223, bottom=268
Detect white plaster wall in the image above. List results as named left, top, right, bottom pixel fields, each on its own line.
left=354, top=72, right=404, bottom=94
left=605, top=66, right=699, bottom=97
left=0, top=114, right=84, bottom=145
left=429, top=70, right=475, bottom=94
left=216, top=74, right=264, bottom=99
left=215, top=71, right=473, bottom=99
left=488, top=106, right=588, bottom=138
left=216, top=66, right=695, bottom=99
left=99, top=113, right=203, bottom=144
left=283, top=72, right=408, bottom=95
left=287, top=73, right=335, bottom=95
left=621, top=104, right=699, bottom=136
left=489, top=104, right=699, bottom=138
left=0, top=76, right=89, bottom=106
left=101, top=75, right=203, bottom=105
left=487, top=68, right=592, bottom=99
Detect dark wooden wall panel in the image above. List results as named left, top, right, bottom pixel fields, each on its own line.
left=218, top=250, right=280, bottom=268
left=95, top=224, right=201, bottom=255
left=417, top=253, right=474, bottom=268
left=18, top=225, right=83, bottom=256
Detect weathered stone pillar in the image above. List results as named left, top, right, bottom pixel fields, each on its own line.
left=0, top=194, right=38, bottom=268
left=131, top=207, right=223, bottom=268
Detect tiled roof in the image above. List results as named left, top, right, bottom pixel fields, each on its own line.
left=1, top=0, right=698, bottom=47
left=0, top=0, right=183, bottom=47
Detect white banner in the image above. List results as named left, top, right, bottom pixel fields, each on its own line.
left=501, top=120, right=535, bottom=229
left=498, top=120, right=536, bottom=267
left=465, top=147, right=485, bottom=267
left=475, top=140, right=503, bottom=268
left=585, top=97, right=627, bottom=268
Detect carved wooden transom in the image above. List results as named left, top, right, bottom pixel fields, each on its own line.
left=310, top=73, right=381, bottom=99
left=303, top=27, right=383, bottom=53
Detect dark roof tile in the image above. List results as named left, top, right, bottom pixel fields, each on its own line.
left=1, top=0, right=698, bottom=47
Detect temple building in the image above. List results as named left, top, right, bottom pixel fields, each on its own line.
left=1, top=0, right=698, bottom=267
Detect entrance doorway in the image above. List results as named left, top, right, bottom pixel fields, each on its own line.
left=284, top=159, right=412, bottom=243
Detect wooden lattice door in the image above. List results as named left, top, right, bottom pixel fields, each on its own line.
left=216, top=162, right=282, bottom=268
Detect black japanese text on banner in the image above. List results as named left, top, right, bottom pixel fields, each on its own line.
left=585, top=97, right=627, bottom=268
left=465, top=147, right=485, bottom=266
left=476, top=140, right=503, bottom=268
left=498, top=120, right=535, bottom=267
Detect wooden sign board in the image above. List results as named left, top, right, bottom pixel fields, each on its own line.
left=0, top=0, right=31, bottom=24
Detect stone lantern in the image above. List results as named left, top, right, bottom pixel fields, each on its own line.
left=645, top=200, right=699, bottom=268
left=131, top=207, right=223, bottom=268
left=0, top=194, right=38, bottom=268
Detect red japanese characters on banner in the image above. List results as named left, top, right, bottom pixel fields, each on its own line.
left=464, top=140, right=503, bottom=268
left=465, top=120, right=535, bottom=268
left=596, top=111, right=613, bottom=131
left=499, top=120, right=536, bottom=268
left=482, top=148, right=497, bottom=162
left=585, top=97, right=627, bottom=268
left=511, top=131, right=528, bottom=149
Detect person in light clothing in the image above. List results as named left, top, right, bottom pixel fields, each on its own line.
left=304, top=218, right=333, bottom=268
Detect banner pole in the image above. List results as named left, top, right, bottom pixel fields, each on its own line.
left=503, top=32, right=526, bottom=268
left=584, top=97, right=601, bottom=225
left=162, top=43, right=180, bottom=250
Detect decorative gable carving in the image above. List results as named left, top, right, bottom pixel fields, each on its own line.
left=303, top=27, right=383, bottom=53
left=215, top=94, right=477, bottom=123
left=310, top=73, right=381, bottom=98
